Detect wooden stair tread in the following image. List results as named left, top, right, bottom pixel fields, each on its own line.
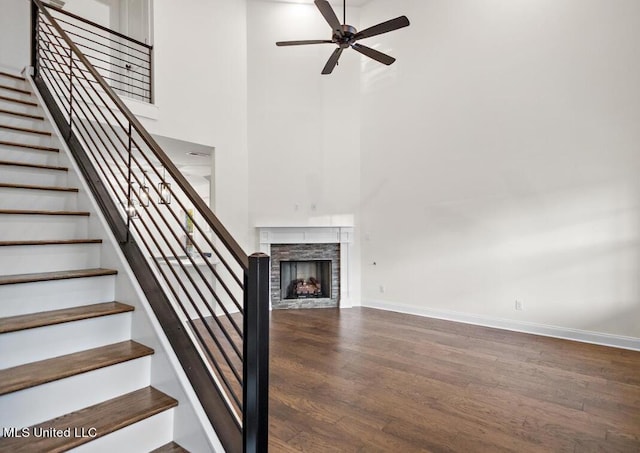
left=151, top=442, right=190, bottom=453
left=0, top=123, right=51, bottom=136
left=0, top=94, right=37, bottom=107
left=0, top=301, right=133, bottom=334
left=0, top=268, right=117, bottom=286
left=0, top=387, right=176, bottom=451
left=0, top=108, right=44, bottom=121
left=0, top=84, right=31, bottom=96
left=0, top=140, right=58, bottom=152
left=0, top=71, right=27, bottom=82
left=0, top=340, right=153, bottom=395
left=0, top=209, right=90, bottom=216
left=0, top=182, right=78, bottom=192
left=0, top=160, right=67, bottom=171
left=0, top=239, right=102, bottom=246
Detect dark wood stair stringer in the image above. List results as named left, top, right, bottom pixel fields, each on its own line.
left=0, top=387, right=178, bottom=452
left=0, top=301, right=132, bottom=334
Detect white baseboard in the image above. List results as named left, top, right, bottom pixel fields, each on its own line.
left=362, top=299, right=640, bottom=352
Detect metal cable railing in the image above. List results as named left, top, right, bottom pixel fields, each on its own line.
left=43, top=3, right=153, bottom=103
left=30, top=1, right=269, bottom=452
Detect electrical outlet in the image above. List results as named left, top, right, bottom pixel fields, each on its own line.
left=515, top=300, right=523, bottom=311
left=379, top=285, right=385, bottom=293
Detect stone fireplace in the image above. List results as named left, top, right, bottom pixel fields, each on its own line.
left=258, top=226, right=354, bottom=309
left=271, top=243, right=339, bottom=309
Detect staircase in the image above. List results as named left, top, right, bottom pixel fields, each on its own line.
left=0, top=70, right=189, bottom=452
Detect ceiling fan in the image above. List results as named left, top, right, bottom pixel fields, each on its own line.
left=276, top=0, right=410, bottom=75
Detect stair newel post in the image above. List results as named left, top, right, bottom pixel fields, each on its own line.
left=243, top=252, right=270, bottom=453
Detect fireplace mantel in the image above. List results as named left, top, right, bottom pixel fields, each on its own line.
left=257, top=226, right=354, bottom=309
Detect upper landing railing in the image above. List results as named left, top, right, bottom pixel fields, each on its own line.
left=42, top=3, right=153, bottom=103
left=30, top=1, right=269, bottom=452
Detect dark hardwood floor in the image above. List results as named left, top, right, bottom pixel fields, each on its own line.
left=267, top=307, right=640, bottom=452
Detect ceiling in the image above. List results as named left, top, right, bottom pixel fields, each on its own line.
left=256, top=0, right=372, bottom=6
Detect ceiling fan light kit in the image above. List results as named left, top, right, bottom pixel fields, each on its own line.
left=276, top=0, right=410, bottom=75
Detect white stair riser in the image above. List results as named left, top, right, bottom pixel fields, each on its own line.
left=0, top=214, right=87, bottom=241
left=0, top=145, right=59, bottom=166
left=0, top=76, right=30, bottom=91
left=0, top=116, right=49, bottom=133
left=71, top=409, right=174, bottom=453
left=0, top=166, right=68, bottom=186
left=0, top=243, right=100, bottom=275
left=0, top=100, right=40, bottom=116
left=0, top=88, right=33, bottom=102
left=0, top=357, right=151, bottom=430
left=0, top=275, right=116, bottom=317
left=0, top=131, right=53, bottom=148
left=0, top=188, right=78, bottom=211
left=0, top=312, right=132, bottom=368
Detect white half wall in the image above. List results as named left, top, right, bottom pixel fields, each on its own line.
left=360, top=0, right=640, bottom=338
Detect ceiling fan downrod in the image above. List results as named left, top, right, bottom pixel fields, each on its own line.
left=343, top=0, right=346, bottom=25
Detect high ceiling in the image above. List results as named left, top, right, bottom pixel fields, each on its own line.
left=257, top=0, right=372, bottom=6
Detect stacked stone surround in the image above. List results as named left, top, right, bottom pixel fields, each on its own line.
left=270, top=243, right=340, bottom=309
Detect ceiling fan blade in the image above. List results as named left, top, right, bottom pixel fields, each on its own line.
left=351, top=43, right=396, bottom=65
left=315, top=0, right=343, bottom=38
left=276, top=40, right=334, bottom=46
left=354, top=16, right=410, bottom=41
left=322, top=47, right=344, bottom=75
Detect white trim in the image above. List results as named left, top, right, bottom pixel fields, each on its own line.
left=362, top=299, right=640, bottom=352
left=123, top=96, right=159, bottom=120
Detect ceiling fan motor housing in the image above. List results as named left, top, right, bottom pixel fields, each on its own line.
left=335, top=24, right=357, bottom=48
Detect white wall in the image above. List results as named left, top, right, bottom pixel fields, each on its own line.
left=150, top=0, right=250, bottom=251
left=64, top=0, right=119, bottom=29
left=0, top=0, right=30, bottom=73
left=247, top=1, right=361, bottom=228
left=247, top=0, right=362, bottom=302
left=360, top=0, right=640, bottom=339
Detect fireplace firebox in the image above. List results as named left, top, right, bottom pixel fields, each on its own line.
left=267, top=242, right=341, bottom=309
left=280, top=260, right=331, bottom=300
